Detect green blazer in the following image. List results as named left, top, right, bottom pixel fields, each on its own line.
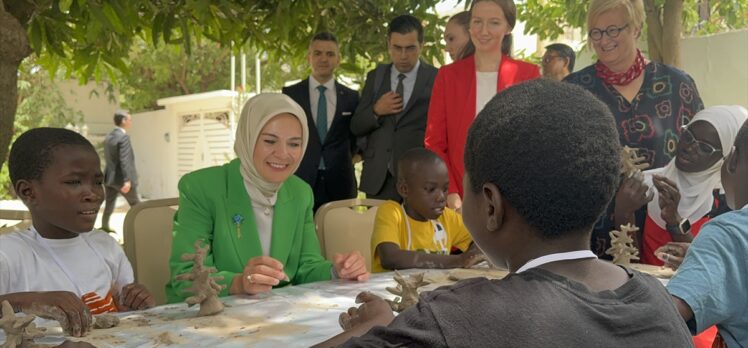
left=165, top=159, right=332, bottom=303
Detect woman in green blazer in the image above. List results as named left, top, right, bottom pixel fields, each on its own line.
left=166, top=94, right=369, bottom=303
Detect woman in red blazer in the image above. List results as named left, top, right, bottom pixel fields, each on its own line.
left=425, top=0, right=540, bottom=209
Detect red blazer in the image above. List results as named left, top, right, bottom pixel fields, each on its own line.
left=425, top=55, right=540, bottom=196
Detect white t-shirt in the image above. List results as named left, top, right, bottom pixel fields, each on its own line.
left=476, top=71, right=499, bottom=117
left=0, top=228, right=134, bottom=300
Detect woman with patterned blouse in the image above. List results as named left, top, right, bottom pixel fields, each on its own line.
left=564, top=0, right=704, bottom=260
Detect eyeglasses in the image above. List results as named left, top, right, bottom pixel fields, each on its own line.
left=542, top=55, right=565, bottom=64
left=680, top=125, right=722, bottom=157
left=588, top=24, right=629, bottom=41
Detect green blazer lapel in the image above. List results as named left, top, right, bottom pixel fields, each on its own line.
left=269, top=183, right=297, bottom=267
left=225, top=160, right=263, bottom=266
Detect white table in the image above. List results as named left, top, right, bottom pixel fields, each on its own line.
left=19, top=269, right=474, bottom=348
left=4, top=265, right=669, bottom=347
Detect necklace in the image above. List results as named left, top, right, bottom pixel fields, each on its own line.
left=595, top=49, right=646, bottom=86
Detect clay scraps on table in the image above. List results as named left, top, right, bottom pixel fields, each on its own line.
left=606, top=223, right=640, bottom=265
left=0, top=300, right=46, bottom=348
left=385, top=271, right=430, bottom=313
left=175, top=240, right=226, bottom=316
left=92, top=314, right=120, bottom=329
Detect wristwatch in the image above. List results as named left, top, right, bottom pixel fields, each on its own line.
left=666, top=218, right=692, bottom=235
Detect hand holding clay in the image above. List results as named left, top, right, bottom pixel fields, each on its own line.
left=232, top=256, right=289, bottom=295
left=459, top=248, right=487, bottom=268
left=333, top=251, right=369, bottom=281
left=8, top=291, right=92, bottom=337
left=338, top=292, right=394, bottom=331
left=117, top=283, right=156, bottom=311
left=655, top=242, right=691, bottom=270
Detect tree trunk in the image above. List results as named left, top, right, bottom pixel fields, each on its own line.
left=662, top=0, right=683, bottom=67
left=643, top=0, right=683, bottom=68
left=0, top=5, right=32, bottom=171
left=644, top=0, right=664, bottom=63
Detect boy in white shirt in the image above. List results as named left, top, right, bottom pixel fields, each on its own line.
left=0, top=127, right=155, bottom=337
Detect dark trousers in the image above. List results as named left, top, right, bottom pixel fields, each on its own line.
left=366, top=171, right=401, bottom=202
left=102, top=185, right=141, bottom=229
left=312, top=170, right=357, bottom=213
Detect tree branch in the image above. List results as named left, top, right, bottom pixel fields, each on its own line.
left=662, top=0, right=684, bottom=67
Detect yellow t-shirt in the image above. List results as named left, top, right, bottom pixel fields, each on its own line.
left=370, top=200, right=473, bottom=273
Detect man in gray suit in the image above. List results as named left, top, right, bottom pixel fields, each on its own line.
left=101, top=111, right=140, bottom=232
left=351, top=14, right=438, bottom=201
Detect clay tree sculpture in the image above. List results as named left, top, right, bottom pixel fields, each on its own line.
left=175, top=240, right=226, bottom=316
left=0, top=300, right=46, bottom=348
left=620, top=145, right=650, bottom=177
left=385, top=271, right=430, bottom=313
left=606, top=223, right=640, bottom=265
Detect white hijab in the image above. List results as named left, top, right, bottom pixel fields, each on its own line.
left=234, top=93, right=308, bottom=199
left=646, top=105, right=748, bottom=228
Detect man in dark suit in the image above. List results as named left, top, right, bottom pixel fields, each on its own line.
left=101, top=111, right=140, bottom=232
left=351, top=14, right=438, bottom=201
left=282, top=32, right=360, bottom=211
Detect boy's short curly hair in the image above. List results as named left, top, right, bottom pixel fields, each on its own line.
left=464, top=79, right=621, bottom=238
left=9, top=127, right=96, bottom=184
left=397, top=147, right=445, bottom=184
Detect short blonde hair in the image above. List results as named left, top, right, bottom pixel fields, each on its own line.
left=587, top=0, right=645, bottom=31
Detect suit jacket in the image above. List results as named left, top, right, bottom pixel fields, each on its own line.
left=282, top=78, right=360, bottom=200
left=165, top=159, right=332, bottom=303
left=351, top=61, right=438, bottom=196
left=425, top=55, right=540, bottom=197
left=103, top=127, right=138, bottom=188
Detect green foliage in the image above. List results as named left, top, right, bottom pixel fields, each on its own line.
left=517, top=0, right=747, bottom=40
left=0, top=58, right=83, bottom=199
left=22, top=0, right=448, bottom=97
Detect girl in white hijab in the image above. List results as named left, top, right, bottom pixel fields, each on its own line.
left=639, top=105, right=748, bottom=265
left=167, top=94, right=368, bottom=303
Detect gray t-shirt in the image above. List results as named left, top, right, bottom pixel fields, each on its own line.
left=344, top=268, right=692, bottom=347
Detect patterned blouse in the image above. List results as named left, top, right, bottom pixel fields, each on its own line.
left=565, top=61, right=704, bottom=259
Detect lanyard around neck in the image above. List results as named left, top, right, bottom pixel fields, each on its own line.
left=32, top=227, right=110, bottom=296
left=400, top=204, right=447, bottom=253
left=515, top=250, right=597, bottom=274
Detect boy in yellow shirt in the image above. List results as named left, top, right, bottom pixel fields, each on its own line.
left=371, top=148, right=483, bottom=272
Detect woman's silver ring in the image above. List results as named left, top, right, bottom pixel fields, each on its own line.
left=247, top=274, right=254, bottom=283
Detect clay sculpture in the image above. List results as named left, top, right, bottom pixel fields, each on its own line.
left=175, top=240, right=226, bottom=316
left=385, top=271, right=430, bottom=313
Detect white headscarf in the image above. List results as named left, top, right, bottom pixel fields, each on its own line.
left=234, top=93, right=308, bottom=198
left=646, top=105, right=748, bottom=228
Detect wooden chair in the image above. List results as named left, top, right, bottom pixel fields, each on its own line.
left=314, top=199, right=384, bottom=270
left=123, top=198, right=179, bottom=305
left=0, top=209, right=32, bottom=235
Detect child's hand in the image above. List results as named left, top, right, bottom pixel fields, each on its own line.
left=459, top=248, right=487, bottom=268
left=615, top=172, right=653, bottom=216
left=117, top=283, right=155, bottom=311
left=333, top=251, right=370, bottom=281
left=654, top=242, right=691, bottom=270
left=339, top=292, right=394, bottom=331
left=14, top=291, right=92, bottom=337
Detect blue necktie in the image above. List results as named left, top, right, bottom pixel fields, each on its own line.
left=317, top=85, right=328, bottom=142
left=317, top=85, right=327, bottom=169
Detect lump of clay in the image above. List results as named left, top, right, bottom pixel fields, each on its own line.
left=606, top=223, right=640, bottom=265
left=93, top=314, right=120, bottom=329
left=175, top=240, right=226, bottom=316
left=0, top=300, right=46, bottom=348
left=620, top=146, right=649, bottom=177
left=385, top=271, right=430, bottom=313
